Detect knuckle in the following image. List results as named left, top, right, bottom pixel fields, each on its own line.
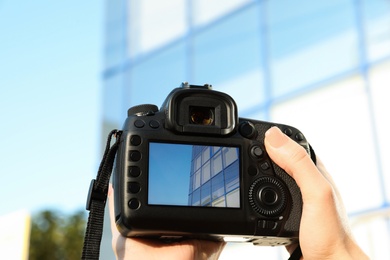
left=285, top=144, right=309, bottom=172
left=313, top=179, right=335, bottom=203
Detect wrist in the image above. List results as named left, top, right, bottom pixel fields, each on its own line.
left=332, top=238, right=369, bottom=260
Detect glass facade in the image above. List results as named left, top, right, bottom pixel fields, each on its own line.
left=102, top=0, right=390, bottom=259
left=188, top=145, right=240, bottom=207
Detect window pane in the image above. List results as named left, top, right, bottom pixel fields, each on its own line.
left=102, top=74, right=125, bottom=126
left=192, top=188, right=200, bottom=206
left=224, top=161, right=240, bottom=193
left=193, top=5, right=265, bottom=110
left=211, top=173, right=225, bottom=200
left=270, top=77, right=383, bottom=212
left=192, top=0, right=251, bottom=26
left=127, top=0, right=186, bottom=54
left=195, top=155, right=202, bottom=171
left=216, top=69, right=265, bottom=112
left=226, top=189, right=240, bottom=208
left=212, top=195, right=226, bottom=207
left=369, top=61, right=390, bottom=202
left=352, top=217, right=390, bottom=259
left=202, top=147, right=210, bottom=163
left=223, top=147, right=238, bottom=167
left=362, top=0, right=390, bottom=62
left=201, top=181, right=211, bottom=206
left=268, top=0, right=359, bottom=96
left=202, top=161, right=211, bottom=184
left=193, top=170, right=201, bottom=190
left=129, top=42, right=187, bottom=107
left=105, top=0, right=127, bottom=68
left=212, top=146, right=220, bottom=155
left=211, top=152, right=223, bottom=176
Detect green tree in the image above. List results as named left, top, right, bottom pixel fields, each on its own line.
left=29, top=209, right=86, bottom=260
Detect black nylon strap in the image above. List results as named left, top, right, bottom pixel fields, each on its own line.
left=82, top=130, right=122, bottom=260
left=288, top=244, right=302, bottom=260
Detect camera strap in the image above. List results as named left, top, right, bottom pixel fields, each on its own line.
left=288, top=245, right=302, bottom=260
left=81, top=129, right=122, bottom=260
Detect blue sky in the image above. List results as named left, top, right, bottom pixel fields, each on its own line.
left=148, top=142, right=193, bottom=206
left=0, top=1, right=104, bottom=215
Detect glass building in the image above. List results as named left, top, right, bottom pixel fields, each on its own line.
left=189, top=145, right=240, bottom=208
left=101, top=0, right=390, bottom=259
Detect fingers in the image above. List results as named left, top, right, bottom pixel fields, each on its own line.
left=265, top=127, right=370, bottom=259
left=264, top=127, right=331, bottom=202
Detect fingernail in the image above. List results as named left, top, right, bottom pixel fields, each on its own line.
left=265, top=126, right=289, bottom=148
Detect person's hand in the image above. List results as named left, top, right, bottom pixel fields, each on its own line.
left=264, top=126, right=369, bottom=259
left=108, top=185, right=225, bottom=260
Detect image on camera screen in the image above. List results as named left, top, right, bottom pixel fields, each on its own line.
left=148, top=142, right=240, bottom=208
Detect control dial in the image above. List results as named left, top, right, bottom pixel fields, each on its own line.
left=249, top=177, right=288, bottom=216
left=239, top=121, right=257, bottom=139
left=128, top=104, right=158, bottom=117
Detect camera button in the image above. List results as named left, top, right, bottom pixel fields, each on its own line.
left=295, top=132, right=304, bottom=141
left=130, top=135, right=142, bottom=146
left=251, top=146, right=264, bottom=158
left=283, top=127, right=293, bottom=136
left=248, top=166, right=258, bottom=176
left=260, top=162, right=270, bottom=171
left=128, top=182, right=141, bottom=193
left=128, top=166, right=141, bottom=177
left=129, top=150, right=141, bottom=161
left=259, top=220, right=278, bottom=230
left=134, top=119, right=145, bottom=128
left=149, top=120, right=160, bottom=129
left=128, top=199, right=140, bottom=210
left=239, top=121, right=256, bottom=139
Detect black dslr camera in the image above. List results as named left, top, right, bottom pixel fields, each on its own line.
left=113, top=83, right=314, bottom=246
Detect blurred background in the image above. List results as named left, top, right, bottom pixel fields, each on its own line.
left=1, top=0, right=390, bottom=259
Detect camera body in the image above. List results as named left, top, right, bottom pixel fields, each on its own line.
left=113, top=83, right=312, bottom=246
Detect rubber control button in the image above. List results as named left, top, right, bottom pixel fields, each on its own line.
left=260, top=162, right=270, bottom=171
left=128, top=199, right=140, bottom=210
left=128, top=166, right=141, bottom=177
left=127, top=104, right=158, bottom=117
left=259, top=220, right=278, bottom=230
left=283, top=128, right=293, bottom=136
left=130, top=135, right=141, bottom=146
left=248, top=166, right=258, bottom=176
left=295, top=132, right=304, bottom=141
left=129, top=151, right=141, bottom=161
left=251, top=146, right=264, bottom=158
left=134, top=120, right=145, bottom=128
left=239, top=121, right=256, bottom=139
left=128, top=182, right=141, bottom=193
left=259, top=187, right=279, bottom=206
left=149, top=120, right=160, bottom=129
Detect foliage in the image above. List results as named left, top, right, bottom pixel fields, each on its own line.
left=29, top=209, right=86, bottom=260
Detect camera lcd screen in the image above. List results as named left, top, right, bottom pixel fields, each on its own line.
left=148, top=142, right=240, bottom=208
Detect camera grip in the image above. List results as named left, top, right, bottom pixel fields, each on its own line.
left=254, top=123, right=308, bottom=232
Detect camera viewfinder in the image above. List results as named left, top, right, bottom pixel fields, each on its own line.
left=189, top=106, right=214, bottom=126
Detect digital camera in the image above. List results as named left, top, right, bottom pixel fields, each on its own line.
left=113, top=83, right=314, bottom=246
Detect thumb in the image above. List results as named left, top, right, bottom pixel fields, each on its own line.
left=264, top=126, right=329, bottom=202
